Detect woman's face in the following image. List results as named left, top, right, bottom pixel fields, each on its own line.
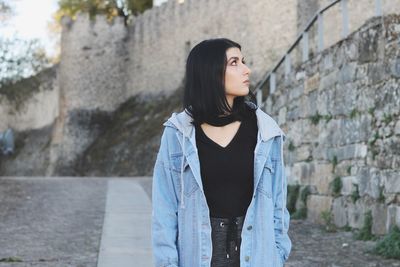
left=224, top=47, right=251, bottom=106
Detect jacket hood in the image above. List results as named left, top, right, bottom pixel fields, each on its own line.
left=162, top=101, right=288, bottom=233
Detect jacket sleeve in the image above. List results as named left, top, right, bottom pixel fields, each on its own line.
left=272, top=136, right=292, bottom=265
left=151, top=129, right=179, bottom=267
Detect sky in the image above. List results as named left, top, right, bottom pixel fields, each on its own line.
left=1, top=0, right=60, bottom=57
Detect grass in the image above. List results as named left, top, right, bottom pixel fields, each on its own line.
left=288, top=141, right=295, bottom=151
left=292, top=207, right=307, bottom=219
left=331, top=155, right=338, bottom=173
left=354, top=210, right=375, bottom=241
left=377, top=186, right=385, bottom=203
left=324, top=113, right=333, bottom=123
left=321, top=210, right=337, bottom=232
left=383, top=113, right=393, bottom=125
left=0, top=257, right=23, bottom=262
left=340, top=224, right=352, bottom=232
left=310, top=112, right=323, bottom=125
left=288, top=185, right=311, bottom=220
left=300, top=186, right=311, bottom=204
left=368, top=131, right=379, bottom=147
left=370, top=225, right=400, bottom=259
left=351, top=183, right=360, bottom=203
left=287, top=184, right=300, bottom=214
left=368, top=107, right=375, bottom=115
left=331, top=176, right=342, bottom=197
left=350, top=108, right=360, bottom=118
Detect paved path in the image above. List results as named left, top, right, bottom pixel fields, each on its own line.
left=97, top=179, right=153, bottom=267
left=0, top=177, right=399, bottom=267
left=0, top=177, right=153, bottom=267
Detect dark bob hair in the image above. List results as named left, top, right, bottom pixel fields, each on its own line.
left=183, top=38, right=257, bottom=126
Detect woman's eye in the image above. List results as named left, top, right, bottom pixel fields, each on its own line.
left=231, top=60, right=245, bottom=65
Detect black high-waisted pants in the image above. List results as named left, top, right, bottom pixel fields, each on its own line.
left=210, top=215, right=245, bottom=267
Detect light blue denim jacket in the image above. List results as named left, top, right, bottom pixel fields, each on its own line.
left=152, top=101, right=292, bottom=267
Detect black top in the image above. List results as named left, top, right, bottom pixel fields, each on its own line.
left=195, top=104, right=258, bottom=218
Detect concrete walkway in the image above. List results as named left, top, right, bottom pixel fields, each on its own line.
left=0, top=177, right=153, bottom=267
left=1, top=177, right=399, bottom=267
left=97, top=179, right=153, bottom=267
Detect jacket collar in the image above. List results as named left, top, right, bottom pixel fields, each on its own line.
left=163, top=101, right=286, bottom=144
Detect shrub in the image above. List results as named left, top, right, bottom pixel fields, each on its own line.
left=287, top=185, right=300, bottom=214
left=291, top=207, right=307, bottom=219
left=321, top=210, right=336, bottom=232
left=371, top=225, right=400, bottom=259
left=310, top=112, right=323, bottom=125
left=351, top=184, right=360, bottom=203
left=331, top=176, right=342, bottom=197
left=354, top=210, right=375, bottom=241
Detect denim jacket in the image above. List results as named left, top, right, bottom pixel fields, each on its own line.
left=151, top=101, right=292, bottom=267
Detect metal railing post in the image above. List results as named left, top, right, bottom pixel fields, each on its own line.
left=270, top=72, right=276, bottom=94
left=318, top=12, right=324, bottom=52
left=302, top=31, right=309, bottom=62
left=256, top=88, right=262, bottom=107
left=284, top=54, right=291, bottom=79
left=375, top=0, right=382, bottom=16
left=341, top=0, right=349, bottom=38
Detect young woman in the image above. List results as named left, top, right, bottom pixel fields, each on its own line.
left=152, top=38, right=292, bottom=267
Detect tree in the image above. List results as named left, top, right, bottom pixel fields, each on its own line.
left=0, top=0, right=51, bottom=87
left=55, top=0, right=152, bottom=24
left=0, top=0, right=14, bottom=22
left=0, top=38, right=50, bottom=87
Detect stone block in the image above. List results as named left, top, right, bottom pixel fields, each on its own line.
left=394, top=120, right=400, bottom=135
left=372, top=203, right=387, bottom=235
left=278, top=107, right=287, bottom=125
left=309, top=163, right=335, bottom=195
left=288, top=84, right=304, bottom=102
left=337, top=116, right=372, bottom=145
left=307, top=195, right=333, bottom=225
left=332, top=197, right=348, bottom=227
left=338, top=62, right=357, bottom=85
left=319, top=70, right=337, bottom=91
left=358, top=28, right=379, bottom=63
left=382, top=170, right=400, bottom=194
left=356, top=167, right=382, bottom=199
left=368, top=62, right=389, bottom=85
left=341, top=176, right=357, bottom=196
left=293, top=145, right=312, bottom=162
left=291, top=162, right=313, bottom=185
left=386, top=205, right=400, bottom=233
left=391, top=57, right=400, bottom=78
left=347, top=198, right=367, bottom=229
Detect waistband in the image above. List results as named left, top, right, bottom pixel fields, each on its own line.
left=210, top=215, right=245, bottom=259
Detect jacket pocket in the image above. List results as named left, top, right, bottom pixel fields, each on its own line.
left=256, top=159, right=276, bottom=198
left=170, top=152, right=199, bottom=197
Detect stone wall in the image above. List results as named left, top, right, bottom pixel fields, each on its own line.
left=59, top=0, right=299, bottom=107
left=265, top=14, right=400, bottom=235
left=1, top=0, right=399, bottom=185
left=0, top=67, right=59, bottom=132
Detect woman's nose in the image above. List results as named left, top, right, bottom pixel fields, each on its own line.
left=244, top=65, right=251, bottom=75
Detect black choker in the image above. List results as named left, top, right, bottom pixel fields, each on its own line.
left=204, top=113, right=241, bottom=127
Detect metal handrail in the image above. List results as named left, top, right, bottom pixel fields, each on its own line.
left=253, top=0, right=383, bottom=108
